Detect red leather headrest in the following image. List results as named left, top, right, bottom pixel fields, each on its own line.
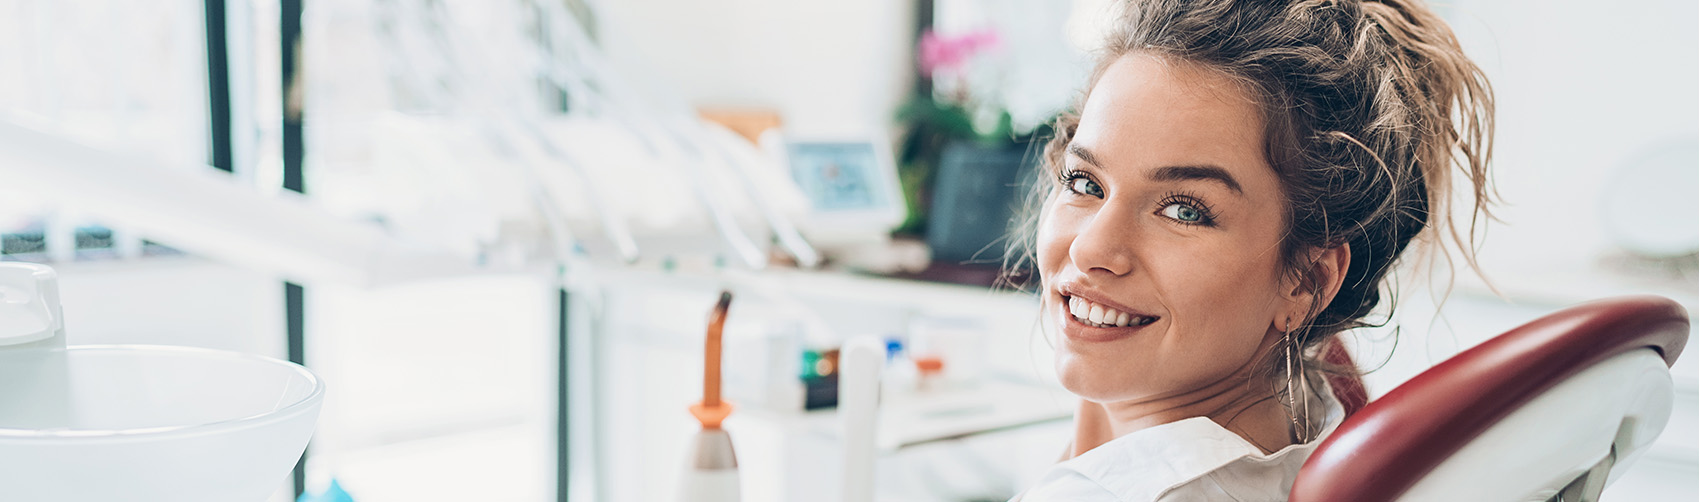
left=1291, top=295, right=1690, bottom=502
left=1320, top=336, right=1368, bottom=418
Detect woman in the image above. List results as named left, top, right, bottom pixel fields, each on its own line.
left=1011, top=0, right=1493, bottom=499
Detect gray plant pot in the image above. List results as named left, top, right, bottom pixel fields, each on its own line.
left=926, top=142, right=1038, bottom=266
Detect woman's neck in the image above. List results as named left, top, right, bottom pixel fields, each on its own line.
left=1072, top=338, right=1297, bottom=456
left=1102, top=374, right=1291, bottom=452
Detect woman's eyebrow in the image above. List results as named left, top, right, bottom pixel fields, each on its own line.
left=1067, top=143, right=1104, bottom=168
left=1149, top=165, right=1243, bottom=194
left=1070, top=143, right=1244, bottom=194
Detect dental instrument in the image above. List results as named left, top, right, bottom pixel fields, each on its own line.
left=696, top=122, right=823, bottom=268
left=529, top=0, right=813, bottom=269
left=370, top=4, right=613, bottom=265
left=682, top=291, right=741, bottom=502
left=373, top=0, right=819, bottom=271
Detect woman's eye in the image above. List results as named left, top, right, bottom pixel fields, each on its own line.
left=1067, top=177, right=1104, bottom=198
left=1161, top=203, right=1205, bottom=223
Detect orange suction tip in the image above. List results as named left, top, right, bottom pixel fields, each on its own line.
left=695, top=291, right=734, bottom=428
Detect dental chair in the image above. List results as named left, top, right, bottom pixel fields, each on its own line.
left=1290, top=295, right=1691, bottom=502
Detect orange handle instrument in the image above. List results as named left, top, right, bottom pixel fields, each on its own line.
left=689, top=291, right=735, bottom=429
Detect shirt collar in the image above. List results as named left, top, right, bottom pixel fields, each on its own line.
left=1056, top=379, right=1346, bottom=501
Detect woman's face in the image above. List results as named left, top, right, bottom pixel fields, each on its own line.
left=1039, top=54, right=1295, bottom=404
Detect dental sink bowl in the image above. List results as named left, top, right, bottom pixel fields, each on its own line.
left=0, top=344, right=323, bottom=502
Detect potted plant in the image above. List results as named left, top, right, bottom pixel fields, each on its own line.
left=897, top=28, right=1052, bottom=269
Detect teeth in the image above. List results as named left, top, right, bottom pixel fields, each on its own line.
left=1066, top=296, right=1152, bottom=328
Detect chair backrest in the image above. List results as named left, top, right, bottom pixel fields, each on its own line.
left=1290, top=295, right=1690, bottom=502
left=1319, top=336, right=1368, bottom=418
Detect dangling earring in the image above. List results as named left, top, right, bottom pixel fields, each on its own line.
left=1283, top=318, right=1313, bottom=444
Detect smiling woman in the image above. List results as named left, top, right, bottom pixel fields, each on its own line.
left=1042, top=55, right=1310, bottom=451
left=1007, top=0, right=1495, bottom=500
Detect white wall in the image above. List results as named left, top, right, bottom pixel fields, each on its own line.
left=593, top=0, right=917, bottom=138
left=52, top=258, right=286, bottom=358
left=1444, top=0, right=1699, bottom=294
left=0, top=0, right=209, bottom=171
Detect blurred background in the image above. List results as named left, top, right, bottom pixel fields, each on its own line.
left=0, top=0, right=1694, bottom=501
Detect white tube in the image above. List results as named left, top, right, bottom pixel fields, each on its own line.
left=839, top=335, right=884, bottom=502
left=0, top=120, right=479, bottom=287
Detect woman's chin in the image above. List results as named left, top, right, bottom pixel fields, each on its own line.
left=1055, top=352, right=1139, bottom=403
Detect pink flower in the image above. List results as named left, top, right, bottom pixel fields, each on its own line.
left=918, top=28, right=1001, bottom=77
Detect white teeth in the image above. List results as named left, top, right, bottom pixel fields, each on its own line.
left=1067, top=296, right=1151, bottom=328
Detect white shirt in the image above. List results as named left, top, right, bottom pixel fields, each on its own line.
left=1019, top=382, right=1344, bottom=502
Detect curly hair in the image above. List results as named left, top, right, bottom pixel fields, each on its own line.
left=1008, top=0, right=1495, bottom=376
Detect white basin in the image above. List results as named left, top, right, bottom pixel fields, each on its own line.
left=0, top=344, right=324, bottom=502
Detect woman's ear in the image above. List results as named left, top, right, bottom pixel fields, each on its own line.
left=1282, top=243, right=1352, bottom=328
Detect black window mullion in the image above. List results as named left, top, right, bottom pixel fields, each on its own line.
left=204, top=0, right=233, bottom=174
left=281, top=0, right=307, bottom=498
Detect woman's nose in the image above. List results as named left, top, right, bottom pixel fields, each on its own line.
left=1068, top=202, right=1139, bottom=277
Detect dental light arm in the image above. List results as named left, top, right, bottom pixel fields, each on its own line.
left=0, top=120, right=481, bottom=288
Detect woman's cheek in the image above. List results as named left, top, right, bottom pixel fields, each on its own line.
left=1037, top=204, right=1087, bottom=267
left=1035, top=211, right=1066, bottom=274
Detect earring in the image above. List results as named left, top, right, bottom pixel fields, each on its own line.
left=1283, top=318, right=1313, bottom=444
